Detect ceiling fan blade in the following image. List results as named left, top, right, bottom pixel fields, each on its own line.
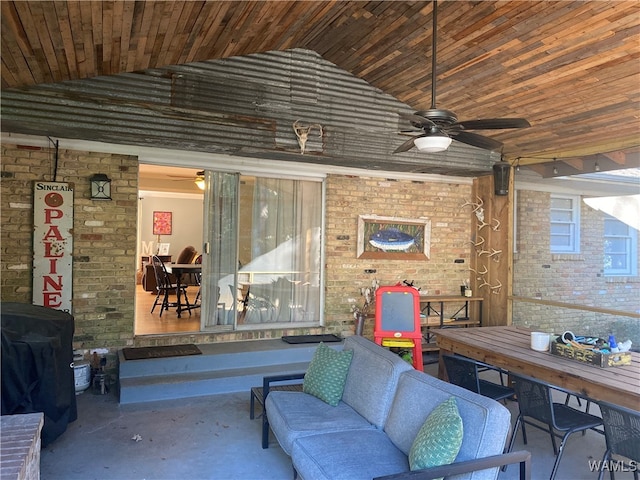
left=394, top=0, right=527, bottom=156
left=455, top=118, right=531, bottom=130
left=393, top=136, right=420, bottom=153
left=399, top=112, right=436, bottom=129
left=451, top=131, right=503, bottom=151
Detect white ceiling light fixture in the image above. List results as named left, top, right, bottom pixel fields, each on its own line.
left=194, top=171, right=205, bottom=190
left=413, top=128, right=452, bottom=153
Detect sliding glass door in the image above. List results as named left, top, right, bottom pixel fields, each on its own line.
left=201, top=171, right=323, bottom=330
left=200, top=171, right=238, bottom=329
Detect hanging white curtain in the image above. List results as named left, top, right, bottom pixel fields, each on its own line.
left=243, top=177, right=322, bottom=324
left=202, top=171, right=239, bottom=328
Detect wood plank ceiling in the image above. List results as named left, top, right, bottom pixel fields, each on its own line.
left=1, top=1, right=639, bottom=175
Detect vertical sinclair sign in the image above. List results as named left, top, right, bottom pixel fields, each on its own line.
left=33, top=182, right=74, bottom=312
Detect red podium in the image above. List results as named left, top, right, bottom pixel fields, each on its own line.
left=374, top=285, right=423, bottom=371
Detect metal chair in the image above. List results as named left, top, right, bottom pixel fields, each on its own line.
left=505, top=373, right=603, bottom=480
left=597, top=401, right=640, bottom=480
left=150, top=255, right=191, bottom=317
left=442, top=354, right=514, bottom=402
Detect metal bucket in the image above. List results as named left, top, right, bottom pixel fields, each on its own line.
left=73, top=361, right=91, bottom=394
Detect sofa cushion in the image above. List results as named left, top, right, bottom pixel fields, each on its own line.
left=303, top=343, right=353, bottom=406
left=265, top=391, right=375, bottom=456
left=292, top=429, right=409, bottom=480
left=408, top=396, right=463, bottom=473
left=384, top=369, right=511, bottom=480
left=341, top=335, right=413, bottom=428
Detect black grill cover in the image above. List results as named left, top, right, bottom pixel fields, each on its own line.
left=1, top=302, right=77, bottom=446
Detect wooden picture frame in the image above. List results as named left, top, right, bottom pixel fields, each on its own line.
left=357, top=215, right=431, bottom=260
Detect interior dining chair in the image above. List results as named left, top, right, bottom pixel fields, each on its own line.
left=505, top=373, right=603, bottom=480
left=597, top=401, right=640, bottom=480
left=150, top=255, right=191, bottom=317
left=442, top=354, right=514, bottom=402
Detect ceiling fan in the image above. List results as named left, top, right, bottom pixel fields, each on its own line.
left=166, top=170, right=205, bottom=189
left=394, top=0, right=530, bottom=154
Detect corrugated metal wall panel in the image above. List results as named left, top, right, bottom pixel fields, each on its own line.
left=1, top=48, right=497, bottom=175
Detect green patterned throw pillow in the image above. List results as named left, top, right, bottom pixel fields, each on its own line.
left=303, top=342, right=354, bottom=406
left=409, top=397, right=464, bottom=477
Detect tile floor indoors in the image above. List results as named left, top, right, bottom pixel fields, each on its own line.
left=40, top=365, right=632, bottom=480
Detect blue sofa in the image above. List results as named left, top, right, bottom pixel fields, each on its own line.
left=265, top=335, right=530, bottom=480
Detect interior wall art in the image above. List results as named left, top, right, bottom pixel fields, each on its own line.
left=153, top=211, right=172, bottom=236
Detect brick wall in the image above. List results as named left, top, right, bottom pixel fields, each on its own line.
left=513, top=189, right=640, bottom=345
left=7, top=142, right=635, bottom=351
left=1, top=143, right=138, bottom=354
left=2, top=146, right=475, bottom=350
left=324, top=175, right=473, bottom=337
left=0, top=413, right=44, bottom=480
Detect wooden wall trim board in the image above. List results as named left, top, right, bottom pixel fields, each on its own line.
left=511, top=296, right=640, bottom=320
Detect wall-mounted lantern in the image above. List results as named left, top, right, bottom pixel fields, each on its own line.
left=90, top=173, right=112, bottom=200
left=492, top=161, right=511, bottom=196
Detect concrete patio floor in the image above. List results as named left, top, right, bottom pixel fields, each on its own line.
left=40, top=366, right=633, bottom=480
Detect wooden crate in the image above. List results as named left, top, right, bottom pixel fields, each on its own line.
left=550, top=341, right=631, bottom=367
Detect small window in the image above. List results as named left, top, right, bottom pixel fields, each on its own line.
left=550, top=195, right=580, bottom=253
left=604, top=215, right=638, bottom=276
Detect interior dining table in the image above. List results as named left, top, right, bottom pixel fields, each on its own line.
left=432, top=325, right=640, bottom=411
left=165, top=263, right=202, bottom=318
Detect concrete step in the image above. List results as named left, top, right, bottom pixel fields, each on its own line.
left=118, top=339, right=342, bottom=405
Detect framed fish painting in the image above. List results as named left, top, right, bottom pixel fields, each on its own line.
left=357, top=215, right=431, bottom=260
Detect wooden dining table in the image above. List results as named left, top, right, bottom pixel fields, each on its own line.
left=165, top=264, right=202, bottom=318
left=432, top=325, right=640, bottom=411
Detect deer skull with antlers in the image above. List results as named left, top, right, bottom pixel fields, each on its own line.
left=293, top=120, right=323, bottom=154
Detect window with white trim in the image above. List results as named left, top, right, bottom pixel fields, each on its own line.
left=550, top=195, right=580, bottom=253
left=604, top=215, right=638, bottom=276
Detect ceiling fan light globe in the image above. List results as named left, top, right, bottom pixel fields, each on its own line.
left=414, top=134, right=452, bottom=153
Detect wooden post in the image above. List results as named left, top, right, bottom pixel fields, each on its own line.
left=471, top=171, right=512, bottom=326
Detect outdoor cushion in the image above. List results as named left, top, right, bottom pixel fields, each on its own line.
left=409, top=396, right=463, bottom=474
left=303, top=342, right=353, bottom=406
left=341, top=335, right=413, bottom=428
left=292, top=429, right=409, bottom=480
left=265, top=391, right=375, bottom=456
left=265, top=336, right=411, bottom=456
left=383, top=369, right=510, bottom=480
